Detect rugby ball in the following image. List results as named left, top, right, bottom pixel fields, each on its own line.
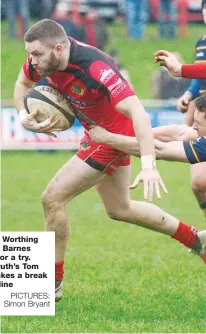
left=24, top=86, right=75, bottom=131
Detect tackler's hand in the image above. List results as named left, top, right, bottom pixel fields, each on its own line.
left=154, top=50, right=182, bottom=77
left=88, top=126, right=110, bottom=144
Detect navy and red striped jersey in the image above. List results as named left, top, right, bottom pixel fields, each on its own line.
left=23, top=37, right=135, bottom=135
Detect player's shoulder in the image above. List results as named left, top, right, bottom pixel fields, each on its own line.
left=195, top=35, right=206, bottom=47
left=23, top=55, right=40, bottom=82
left=183, top=136, right=206, bottom=164
left=69, top=37, right=115, bottom=71
left=24, top=55, right=32, bottom=67
left=195, top=136, right=206, bottom=146
left=190, top=136, right=206, bottom=151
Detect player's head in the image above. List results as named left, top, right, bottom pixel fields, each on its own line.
left=193, top=94, right=206, bottom=136
left=202, top=0, right=206, bottom=24
left=24, top=19, right=68, bottom=76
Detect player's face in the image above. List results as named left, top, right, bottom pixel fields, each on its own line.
left=193, top=108, right=206, bottom=136
left=202, top=5, right=206, bottom=24
left=25, top=40, right=61, bottom=76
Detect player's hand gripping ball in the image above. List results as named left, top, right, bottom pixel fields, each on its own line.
left=24, top=86, right=75, bottom=131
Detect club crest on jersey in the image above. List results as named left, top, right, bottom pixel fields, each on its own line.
left=72, top=83, right=84, bottom=96
left=80, top=142, right=91, bottom=151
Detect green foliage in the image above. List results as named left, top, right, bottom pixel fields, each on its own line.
left=1, top=152, right=205, bottom=333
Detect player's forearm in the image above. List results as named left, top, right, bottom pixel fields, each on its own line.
left=152, top=124, right=198, bottom=142
left=14, top=81, right=31, bottom=112
left=103, top=132, right=188, bottom=162
left=181, top=63, right=206, bottom=79
left=131, top=109, right=155, bottom=156
left=103, top=133, right=140, bottom=156
left=154, top=140, right=188, bottom=162
left=116, top=96, right=156, bottom=164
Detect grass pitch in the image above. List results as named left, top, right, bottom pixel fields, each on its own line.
left=1, top=151, right=206, bottom=333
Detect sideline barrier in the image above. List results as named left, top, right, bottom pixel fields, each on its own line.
left=1, top=101, right=184, bottom=150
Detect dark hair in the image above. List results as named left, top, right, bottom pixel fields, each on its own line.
left=195, top=93, right=206, bottom=115
left=24, top=19, right=67, bottom=46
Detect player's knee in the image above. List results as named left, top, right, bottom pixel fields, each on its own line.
left=107, top=211, right=121, bottom=221
left=107, top=206, right=130, bottom=221
left=41, top=187, right=58, bottom=210
left=191, top=176, right=205, bottom=192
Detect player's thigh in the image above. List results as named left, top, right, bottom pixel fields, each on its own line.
left=43, top=155, right=106, bottom=204
left=96, top=165, right=131, bottom=214
left=190, top=162, right=206, bottom=189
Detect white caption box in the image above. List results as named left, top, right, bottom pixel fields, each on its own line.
left=0, top=232, right=55, bottom=316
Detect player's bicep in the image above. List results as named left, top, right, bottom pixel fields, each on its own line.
left=116, top=95, right=149, bottom=121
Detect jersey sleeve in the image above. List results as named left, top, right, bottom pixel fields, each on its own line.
left=88, top=60, right=135, bottom=107
left=187, top=79, right=200, bottom=98
left=181, top=64, right=206, bottom=79
left=23, top=56, right=41, bottom=82
left=183, top=137, right=206, bottom=163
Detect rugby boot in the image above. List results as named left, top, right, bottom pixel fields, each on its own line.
left=55, top=280, right=63, bottom=302
left=191, top=230, right=206, bottom=263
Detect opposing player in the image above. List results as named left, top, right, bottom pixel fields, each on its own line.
left=154, top=50, right=206, bottom=79
left=154, top=1, right=206, bottom=220
left=14, top=19, right=206, bottom=301
left=88, top=93, right=206, bottom=167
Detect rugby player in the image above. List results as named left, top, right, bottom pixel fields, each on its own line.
left=14, top=19, right=206, bottom=302
left=154, top=50, right=206, bottom=79
left=155, top=1, right=206, bottom=220
left=88, top=94, right=206, bottom=167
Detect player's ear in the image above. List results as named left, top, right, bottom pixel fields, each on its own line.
left=54, top=44, right=63, bottom=55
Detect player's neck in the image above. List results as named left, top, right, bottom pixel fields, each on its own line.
left=57, top=40, right=71, bottom=71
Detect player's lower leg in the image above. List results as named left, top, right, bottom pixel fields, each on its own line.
left=42, top=194, right=69, bottom=302
left=108, top=200, right=206, bottom=263
left=192, top=188, right=206, bottom=218
left=191, top=162, right=206, bottom=218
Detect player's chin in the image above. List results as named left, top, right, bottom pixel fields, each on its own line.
left=37, top=69, right=50, bottom=76
left=36, top=70, right=44, bottom=76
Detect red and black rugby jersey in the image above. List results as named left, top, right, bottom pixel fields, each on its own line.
left=23, top=37, right=135, bottom=134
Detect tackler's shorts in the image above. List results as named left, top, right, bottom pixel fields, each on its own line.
left=76, top=134, right=130, bottom=175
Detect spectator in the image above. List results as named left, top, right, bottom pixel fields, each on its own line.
left=150, top=52, right=190, bottom=99
left=125, top=0, right=148, bottom=39
left=159, top=0, right=177, bottom=39
left=84, top=9, right=109, bottom=51
left=29, top=0, right=57, bottom=19
left=5, top=0, right=29, bottom=39
left=52, top=3, right=86, bottom=42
